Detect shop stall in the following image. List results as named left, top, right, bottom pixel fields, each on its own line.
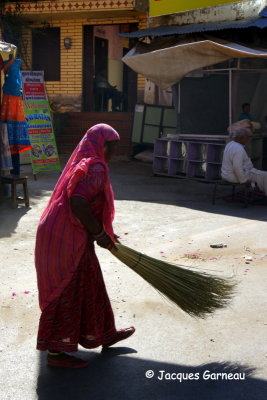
left=122, top=35, right=267, bottom=180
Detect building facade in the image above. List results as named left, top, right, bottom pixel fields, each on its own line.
left=148, top=0, right=267, bottom=26
left=121, top=0, right=267, bottom=148
left=4, top=0, right=149, bottom=113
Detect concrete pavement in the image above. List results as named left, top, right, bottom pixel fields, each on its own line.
left=0, top=160, right=266, bottom=400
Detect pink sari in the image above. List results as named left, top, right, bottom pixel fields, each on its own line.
left=35, top=124, right=120, bottom=351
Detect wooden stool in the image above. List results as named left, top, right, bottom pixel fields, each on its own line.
left=1, top=175, right=30, bottom=208
left=212, top=180, right=248, bottom=208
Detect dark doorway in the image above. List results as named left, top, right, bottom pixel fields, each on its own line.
left=82, top=24, right=137, bottom=113
left=95, top=37, right=108, bottom=77
left=82, top=25, right=94, bottom=112
left=94, top=37, right=109, bottom=111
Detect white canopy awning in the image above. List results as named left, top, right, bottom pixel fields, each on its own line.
left=122, top=37, right=267, bottom=89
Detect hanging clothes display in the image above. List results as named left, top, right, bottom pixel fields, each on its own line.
left=0, top=57, right=31, bottom=175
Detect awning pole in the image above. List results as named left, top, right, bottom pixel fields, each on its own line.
left=177, top=82, right=181, bottom=133
left=229, top=68, right=232, bottom=132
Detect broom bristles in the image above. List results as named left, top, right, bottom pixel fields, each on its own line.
left=111, top=243, right=236, bottom=318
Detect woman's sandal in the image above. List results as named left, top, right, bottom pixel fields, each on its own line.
left=102, top=326, right=136, bottom=348
left=47, top=352, right=89, bottom=368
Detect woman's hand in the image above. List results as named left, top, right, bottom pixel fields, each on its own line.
left=114, top=234, right=121, bottom=244
left=70, top=197, right=116, bottom=250
left=94, top=230, right=115, bottom=250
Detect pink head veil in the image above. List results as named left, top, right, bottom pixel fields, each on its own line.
left=41, top=123, right=120, bottom=237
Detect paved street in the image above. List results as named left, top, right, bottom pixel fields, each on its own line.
left=0, top=160, right=267, bottom=400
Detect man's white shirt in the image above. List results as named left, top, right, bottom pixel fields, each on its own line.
left=221, top=141, right=253, bottom=183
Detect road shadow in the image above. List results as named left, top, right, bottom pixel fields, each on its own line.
left=110, top=161, right=267, bottom=223
left=0, top=168, right=59, bottom=238
left=36, top=348, right=267, bottom=400
left=0, top=200, right=31, bottom=238
left=1, top=159, right=266, bottom=239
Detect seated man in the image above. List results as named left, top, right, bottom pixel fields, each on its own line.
left=239, top=102, right=253, bottom=121
left=221, top=127, right=267, bottom=195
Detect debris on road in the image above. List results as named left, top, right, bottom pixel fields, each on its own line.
left=184, top=253, right=201, bottom=259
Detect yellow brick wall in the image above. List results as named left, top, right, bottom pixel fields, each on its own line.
left=21, top=14, right=148, bottom=99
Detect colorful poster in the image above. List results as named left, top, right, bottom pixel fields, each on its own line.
left=21, top=71, right=61, bottom=174
left=149, top=0, right=244, bottom=17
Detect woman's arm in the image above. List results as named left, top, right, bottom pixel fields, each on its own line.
left=70, top=196, right=114, bottom=249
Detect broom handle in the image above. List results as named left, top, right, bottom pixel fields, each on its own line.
left=110, top=244, right=119, bottom=254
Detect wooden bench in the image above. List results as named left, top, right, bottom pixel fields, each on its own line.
left=212, top=180, right=248, bottom=207
left=1, top=175, right=30, bottom=208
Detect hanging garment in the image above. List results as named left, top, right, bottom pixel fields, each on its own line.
left=0, top=59, right=31, bottom=154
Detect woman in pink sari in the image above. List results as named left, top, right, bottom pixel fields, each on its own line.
left=35, top=124, right=135, bottom=368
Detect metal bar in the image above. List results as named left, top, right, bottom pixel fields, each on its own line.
left=203, top=68, right=267, bottom=73
left=229, top=69, right=232, bottom=130
left=178, top=82, right=181, bottom=114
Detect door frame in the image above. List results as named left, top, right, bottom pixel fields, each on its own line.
left=82, top=23, right=138, bottom=113
left=82, top=25, right=94, bottom=112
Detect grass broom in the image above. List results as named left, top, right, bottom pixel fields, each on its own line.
left=110, top=243, right=236, bottom=318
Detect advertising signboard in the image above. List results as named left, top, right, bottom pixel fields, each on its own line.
left=21, top=71, right=61, bottom=174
